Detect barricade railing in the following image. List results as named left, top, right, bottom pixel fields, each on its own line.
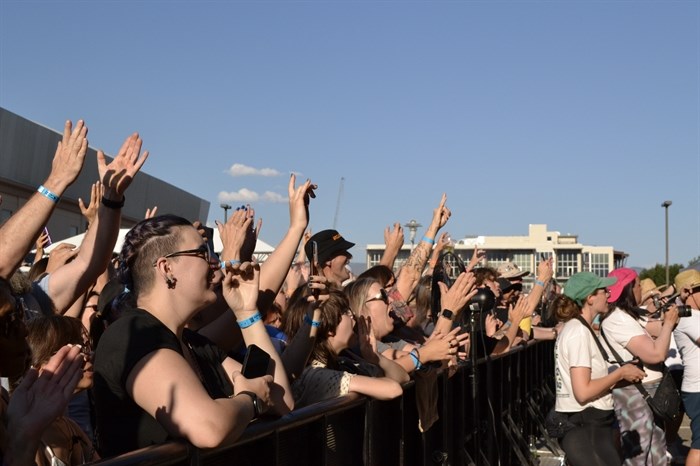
left=90, top=339, right=556, bottom=466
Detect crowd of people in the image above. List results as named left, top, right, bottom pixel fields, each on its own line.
left=0, top=120, right=698, bottom=466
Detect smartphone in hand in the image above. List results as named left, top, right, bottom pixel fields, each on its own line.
left=242, top=344, right=271, bottom=379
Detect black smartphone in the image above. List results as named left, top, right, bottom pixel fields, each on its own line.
left=310, top=241, right=320, bottom=299
left=242, top=344, right=271, bottom=379
left=201, top=226, right=217, bottom=259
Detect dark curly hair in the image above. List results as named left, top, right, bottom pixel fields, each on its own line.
left=117, top=215, right=192, bottom=296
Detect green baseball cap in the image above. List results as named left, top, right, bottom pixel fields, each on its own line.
left=563, top=272, right=618, bottom=305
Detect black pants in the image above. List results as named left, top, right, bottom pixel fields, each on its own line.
left=560, top=408, right=621, bottom=466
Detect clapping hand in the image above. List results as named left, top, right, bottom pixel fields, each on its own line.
left=97, top=132, right=149, bottom=202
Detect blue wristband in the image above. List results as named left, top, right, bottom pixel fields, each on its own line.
left=421, top=236, right=435, bottom=245
left=220, top=259, right=242, bottom=270
left=409, top=349, right=423, bottom=370
left=304, top=314, right=321, bottom=328
left=534, top=279, right=545, bottom=287
left=237, top=311, right=261, bottom=329
left=37, top=185, right=60, bottom=203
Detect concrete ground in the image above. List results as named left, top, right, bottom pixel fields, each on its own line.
left=536, top=413, right=693, bottom=465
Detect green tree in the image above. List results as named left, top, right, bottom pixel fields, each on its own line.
left=640, top=263, right=685, bottom=286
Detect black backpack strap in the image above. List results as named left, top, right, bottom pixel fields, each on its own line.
left=599, top=324, right=652, bottom=400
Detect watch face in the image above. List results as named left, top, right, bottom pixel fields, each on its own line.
left=442, top=310, right=454, bottom=320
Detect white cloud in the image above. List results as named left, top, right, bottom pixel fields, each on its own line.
left=261, top=191, right=287, bottom=203
left=227, top=163, right=282, bottom=177
left=218, top=189, right=288, bottom=204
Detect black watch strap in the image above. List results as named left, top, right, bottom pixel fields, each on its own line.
left=441, top=309, right=454, bottom=320
left=237, top=391, right=262, bottom=419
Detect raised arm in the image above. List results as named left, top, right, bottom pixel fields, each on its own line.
left=257, top=175, right=316, bottom=310
left=0, top=120, right=87, bottom=279
left=46, top=133, right=148, bottom=313
left=379, top=223, right=404, bottom=270
left=221, top=262, right=294, bottom=414
left=395, top=194, right=451, bottom=300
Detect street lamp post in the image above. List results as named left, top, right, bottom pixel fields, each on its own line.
left=220, top=203, right=232, bottom=223
left=661, top=200, right=672, bottom=285
left=403, top=219, right=422, bottom=250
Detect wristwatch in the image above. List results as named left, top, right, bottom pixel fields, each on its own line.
left=237, top=391, right=263, bottom=419
left=441, top=309, right=454, bottom=320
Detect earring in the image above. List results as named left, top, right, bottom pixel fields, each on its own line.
left=166, top=276, right=176, bottom=289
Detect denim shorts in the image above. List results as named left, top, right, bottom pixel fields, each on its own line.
left=682, top=391, right=700, bottom=449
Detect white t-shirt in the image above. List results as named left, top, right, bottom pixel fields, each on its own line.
left=555, top=318, right=613, bottom=412
left=673, top=308, right=700, bottom=393
left=600, top=308, right=663, bottom=383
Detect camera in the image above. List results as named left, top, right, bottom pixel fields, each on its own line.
left=652, top=293, right=692, bottom=318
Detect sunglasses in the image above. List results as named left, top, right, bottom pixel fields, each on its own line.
left=365, top=288, right=389, bottom=305
left=154, top=244, right=217, bottom=269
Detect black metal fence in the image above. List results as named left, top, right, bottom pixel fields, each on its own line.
left=90, top=340, right=557, bottom=466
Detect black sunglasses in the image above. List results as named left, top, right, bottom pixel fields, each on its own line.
left=153, top=244, right=215, bottom=269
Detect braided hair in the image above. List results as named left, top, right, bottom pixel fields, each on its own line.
left=117, top=215, right=192, bottom=296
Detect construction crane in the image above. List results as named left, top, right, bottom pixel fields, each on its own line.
left=332, top=177, right=345, bottom=230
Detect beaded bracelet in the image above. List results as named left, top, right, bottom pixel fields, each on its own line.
left=220, top=259, right=242, bottom=269
left=304, top=314, right=321, bottom=328
left=237, top=312, right=262, bottom=329
left=37, top=185, right=60, bottom=203
left=421, top=236, right=435, bottom=245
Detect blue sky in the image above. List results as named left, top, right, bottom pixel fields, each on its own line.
left=1, top=1, right=698, bottom=269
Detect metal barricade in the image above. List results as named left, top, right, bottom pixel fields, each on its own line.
left=90, top=340, right=556, bottom=466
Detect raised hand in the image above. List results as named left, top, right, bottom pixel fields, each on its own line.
left=357, top=315, right=379, bottom=365
left=384, top=223, right=405, bottom=251
left=467, top=245, right=486, bottom=272
left=45, top=120, right=89, bottom=193
left=144, top=206, right=158, bottom=219
left=46, top=243, right=79, bottom=274
left=217, top=208, right=252, bottom=262
left=429, top=193, right=451, bottom=230
left=438, top=271, right=477, bottom=316
left=6, top=344, right=84, bottom=438
left=221, top=261, right=260, bottom=316
left=78, top=181, right=104, bottom=225
left=97, top=132, right=149, bottom=201
left=288, top=174, right=316, bottom=230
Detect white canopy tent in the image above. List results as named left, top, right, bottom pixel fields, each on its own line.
left=41, top=228, right=275, bottom=261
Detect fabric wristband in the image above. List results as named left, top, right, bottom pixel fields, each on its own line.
left=101, top=196, right=125, bottom=209
left=37, top=185, right=60, bottom=203
left=304, top=314, right=321, bottom=328
left=409, top=349, right=423, bottom=370
left=534, top=279, right=545, bottom=287
left=237, top=312, right=262, bottom=329
left=421, top=236, right=435, bottom=245
left=220, top=259, right=242, bottom=269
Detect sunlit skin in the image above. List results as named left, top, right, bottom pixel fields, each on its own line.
left=363, top=283, right=394, bottom=340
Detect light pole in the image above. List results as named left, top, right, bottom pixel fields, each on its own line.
left=404, top=219, right=422, bottom=249
left=662, top=200, right=672, bottom=285
left=220, top=203, right=232, bottom=223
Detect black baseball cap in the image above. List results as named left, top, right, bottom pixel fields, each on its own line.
left=304, top=229, right=355, bottom=266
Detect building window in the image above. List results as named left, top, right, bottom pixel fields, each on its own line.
left=588, top=253, right=610, bottom=277
left=556, top=251, right=578, bottom=278
left=486, top=250, right=532, bottom=275
left=367, top=252, right=383, bottom=268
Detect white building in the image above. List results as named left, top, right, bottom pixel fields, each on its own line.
left=365, top=224, right=628, bottom=286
